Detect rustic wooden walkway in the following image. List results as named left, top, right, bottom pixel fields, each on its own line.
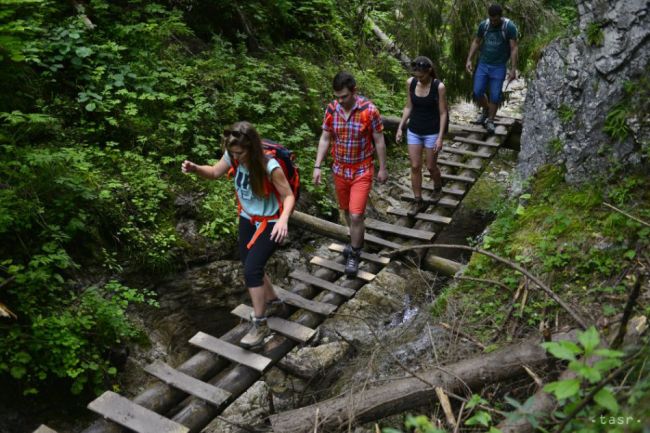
left=37, top=117, right=520, bottom=433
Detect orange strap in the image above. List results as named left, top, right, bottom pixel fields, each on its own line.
left=246, top=218, right=268, bottom=250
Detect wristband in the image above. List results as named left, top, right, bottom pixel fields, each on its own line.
left=314, top=165, right=321, bottom=169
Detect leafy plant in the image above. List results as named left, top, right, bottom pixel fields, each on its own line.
left=586, top=21, right=605, bottom=47
left=604, top=104, right=631, bottom=142
left=558, top=104, right=576, bottom=123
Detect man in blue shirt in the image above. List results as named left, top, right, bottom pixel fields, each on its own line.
left=465, top=4, right=518, bottom=134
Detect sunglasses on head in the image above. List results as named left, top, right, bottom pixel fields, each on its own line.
left=411, top=61, right=432, bottom=70
left=223, top=129, right=247, bottom=139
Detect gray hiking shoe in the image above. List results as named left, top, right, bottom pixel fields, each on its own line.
left=344, top=247, right=361, bottom=278
left=408, top=196, right=428, bottom=216
left=430, top=187, right=443, bottom=202
left=485, top=119, right=496, bottom=135
left=265, top=298, right=286, bottom=317
left=475, top=108, right=489, bottom=125
left=240, top=315, right=270, bottom=349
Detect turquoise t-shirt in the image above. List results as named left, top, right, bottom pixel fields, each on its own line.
left=477, top=19, right=518, bottom=66
left=224, top=152, right=281, bottom=221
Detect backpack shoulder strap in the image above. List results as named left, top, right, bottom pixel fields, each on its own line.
left=501, top=18, right=510, bottom=41
left=479, top=18, right=490, bottom=38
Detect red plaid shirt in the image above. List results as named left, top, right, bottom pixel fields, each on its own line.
left=322, top=95, right=384, bottom=179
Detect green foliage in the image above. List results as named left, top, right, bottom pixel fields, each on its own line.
left=558, top=104, right=575, bottom=123
left=586, top=21, right=605, bottom=47
left=604, top=104, right=631, bottom=142
left=548, top=137, right=564, bottom=154
left=381, top=414, right=447, bottom=433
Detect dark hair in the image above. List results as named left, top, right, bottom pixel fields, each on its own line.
left=412, top=55, right=437, bottom=79
left=488, top=4, right=503, bottom=17
left=223, top=121, right=268, bottom=197
left=332, top=71, right=356, bottom=92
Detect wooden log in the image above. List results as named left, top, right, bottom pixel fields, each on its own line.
left=289, top=211, right=461, bottom=275
left=327, top=243, right=390, bottom=265
left=364, top=15, right=411, bottom=68
left=273, top=285, right=338, bottom=316
left=269, top=333, right=578, bottom=433
left=290, top=270, right=357, bottom=297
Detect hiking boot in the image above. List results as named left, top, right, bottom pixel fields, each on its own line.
left=265, top=298, right=286, bottom=317
left=344, top=247, right=361, bottom=278
left=429, top=186, right=443, bottom=202
left=240, top=315, right=270, bottom=349
left=485, top=119, right=496, bottom=135
left=342, top=243, right=353, bottom=259
left=408, top=196, right=428, bottom=216
left=474, top=108, right=489, bottom=125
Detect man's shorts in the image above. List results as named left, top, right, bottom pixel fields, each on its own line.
left=473, top=62, right=507, bottom=104
left=333, top=167, right=374, bottom=215
left=407, top=130, right=440, bottom=149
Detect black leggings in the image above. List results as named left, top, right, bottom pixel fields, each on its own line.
left=238, top=216, right=278, bottom=288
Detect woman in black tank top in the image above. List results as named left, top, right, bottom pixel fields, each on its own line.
left=396, top=56, right=449, bottom=212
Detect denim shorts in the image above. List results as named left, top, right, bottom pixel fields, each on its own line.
left=473, top=62, right=507, bottom=104
left=407, top=129, right=439, bottom=149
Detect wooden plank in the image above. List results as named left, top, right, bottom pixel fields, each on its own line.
left=441, top=173, right=476, bottom=183
left=365, top=232, right=402, bottom=249
left=327, top=243, right=390, bottom=265
left=442, top=147, right=492, bottom=158
left=273, top=286, right=337, bottom=316
left=310, top=256, right=376, bottom=282
left=400, top=194, right=460, bottom=208
left=144, top=360, right=231, bottom=407
left=454, top=136, right=500, bottom=148
left=33, top=426, right=58, bottom=433
left=231, top=304, right=316, bottom=343
left=365, top=217, right=434, bottom=241
left=387, top=207, right=452, bottom=225
left=436, top=159, right=482, bottom=170
left=189, top=332, right=271, bottom=372
left=421, top=184, right=466, bottom=197
left=290, top=269, right=356, bottom=297
left=456, top=124, right=507, bottom=136
left=87, top=391, right=189, bottom=433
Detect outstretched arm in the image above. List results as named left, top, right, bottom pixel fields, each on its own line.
left=182, top=155, right=230, bottom=179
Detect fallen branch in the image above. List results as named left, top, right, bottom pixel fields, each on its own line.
left=456, top=275, right=513, bottom=293
left=603, top=202, right=650, bottom=228
left=439, top=322, right=486, bottom=350
left=384, top=244, right=589, bottom=329
left=269, top=332, right=578, bottom=433
left=611, top=273, right=643, bottom=349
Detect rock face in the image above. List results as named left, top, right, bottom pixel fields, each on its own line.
left=518, top=0, right=649, bottom=184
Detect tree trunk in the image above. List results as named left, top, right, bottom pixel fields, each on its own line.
left=363, top=15, right=411, bottom=69
left=270, top=332, right=578, bottom=433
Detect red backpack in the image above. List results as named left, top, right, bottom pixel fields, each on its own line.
left=228, top=139, right=300, bottom=249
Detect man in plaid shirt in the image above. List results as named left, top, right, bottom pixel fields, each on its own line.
left=313, top=71, right=388, bottom=277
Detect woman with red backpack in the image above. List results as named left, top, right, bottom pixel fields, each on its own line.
left=181, top=121, right=295, bottom=349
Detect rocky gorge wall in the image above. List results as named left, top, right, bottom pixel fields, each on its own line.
left=518, top=0, right=649, bottom=184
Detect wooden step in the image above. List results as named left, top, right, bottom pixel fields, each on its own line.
left=421, top=184, right=466, bottom=197
left=436, top=159, right=482, bottom=170
left=273, top=286, right=337, bottom=316
left=442, top=147, right=492, bottom=158
left=88, top=391, right=189, bottom=433
left=33, top=426, right=58, bottom=433
left=231, top=304, right=316, bottom=343
left=365, top=217, right=434, bottom=241
left=310, top=256, right=376, bottom=282
left=189, top=332, right=272, bottom=372
left=400, top=194, right=460, bottom=208
left=327, top=243, right=390, bottom=265
left=456, top=124, right=507, bottom=136
left=440, top=173, right=476, bottom=183
left=290, top=269, right=356, bottom=297
left=387, top=207, right=452, bottom=225
left=365, top=233, right=402, bottom=250
left=144, top=360, right=231, bottom=407
left=454, top=136, right=500, bottom=148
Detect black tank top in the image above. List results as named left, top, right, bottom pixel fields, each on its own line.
left=409, top=78, right=441, bottom=135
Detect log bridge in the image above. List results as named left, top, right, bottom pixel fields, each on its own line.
left=35, top=116, right=521, bottom=433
